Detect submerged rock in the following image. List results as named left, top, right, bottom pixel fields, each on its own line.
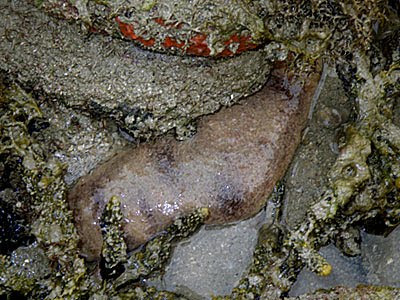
left=362, top=226, right=400, bottom=288
left=68, top=63, right=321, bottom=261
left=289, top=244, right=367, bottom=297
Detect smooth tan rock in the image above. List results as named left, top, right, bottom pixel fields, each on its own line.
left=68, top=63, right=321, bottom=261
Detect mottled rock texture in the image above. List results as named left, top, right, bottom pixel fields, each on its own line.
left=0, top=0, right=272, bottom=140
left=37, top=0, right=265, bottom=57
left=68, top=63, right=321, bottom=260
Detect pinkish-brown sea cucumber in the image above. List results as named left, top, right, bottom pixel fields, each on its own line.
left=68, top=62, right=321, bottom=261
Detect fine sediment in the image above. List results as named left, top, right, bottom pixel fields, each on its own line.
left=68, top=63, right=321, bottom=261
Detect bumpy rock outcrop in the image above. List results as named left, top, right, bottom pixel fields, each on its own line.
left=0, top=0, right=272, bottom=140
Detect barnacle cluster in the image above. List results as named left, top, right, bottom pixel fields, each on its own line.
left=37, top=0, right=266, bottom=56
left=0, top=0, right=274, bottom=141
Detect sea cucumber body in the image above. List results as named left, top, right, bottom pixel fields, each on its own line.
left=68, top=65, right=320, bottom=261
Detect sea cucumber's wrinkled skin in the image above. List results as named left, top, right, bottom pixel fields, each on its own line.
left=68, top=63, right=321, bottom=261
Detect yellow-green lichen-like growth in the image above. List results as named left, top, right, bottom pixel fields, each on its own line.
left=329, top=127, right=371, bottom=208
left=0, top=80, right=90, bottom=298
left=286, top=53, right=400, bottom=277
left=0, top=254, right=36, bottom=296
left=101, top=195, right=128, bottom=271
left=114, top=208, right=209, bottom=288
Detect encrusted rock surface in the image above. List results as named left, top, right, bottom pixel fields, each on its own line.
left=37, top=0, right=265, bottom=57
left=0, top=0, right=273, bottom=140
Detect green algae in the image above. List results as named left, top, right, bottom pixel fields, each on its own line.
left=0, top=81, right=91, bottom=298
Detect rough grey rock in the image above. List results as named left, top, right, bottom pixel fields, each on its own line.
left=282, top=68, right=352, bottom=229
left=288, top=226, right=400, bottom=297
left=362, top=226, right=400, bottom=288
left=289, top=244, right=368, bottom=297
left=0, top=0, right=273, bottom=140
left=148, top=210, right=267, bottom=299
left=36, top=101, right=128, bottom=185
